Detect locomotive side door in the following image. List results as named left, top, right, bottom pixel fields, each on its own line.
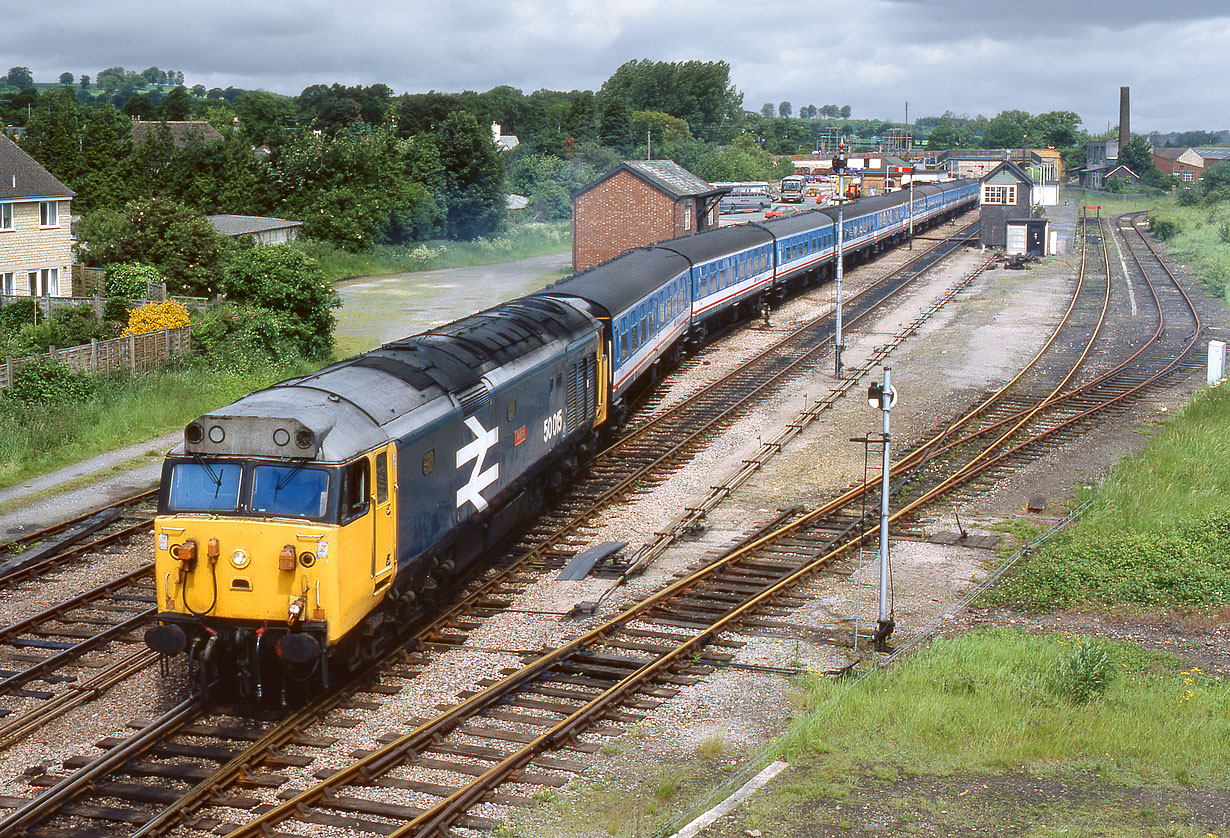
left=371, top=446, right=396, bottom=590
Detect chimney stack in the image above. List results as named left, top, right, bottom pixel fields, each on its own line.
left=1119, top=86, right=1130, bottom=150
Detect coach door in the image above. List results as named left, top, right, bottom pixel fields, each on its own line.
left=371, top=447, right=395, bottom=591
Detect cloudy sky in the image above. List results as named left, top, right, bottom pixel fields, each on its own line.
left=12, top=0, right=1230, bottom=134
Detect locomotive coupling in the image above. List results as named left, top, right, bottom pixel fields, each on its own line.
left=172, top=539, right=198, bottom=572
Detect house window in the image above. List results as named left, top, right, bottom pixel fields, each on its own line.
left=43, top=268, right=58, bottom=296
left=1181, top=171, right=1194, bottom=183
left=0, top=272, right=11, bottom=295
left=0, top=203, right=11, bottom=230
left=40, top=201, right=58, bottom=227
left=684, top=204, right=692, bottom=231
left=983, top=185, right=1017, bottom=205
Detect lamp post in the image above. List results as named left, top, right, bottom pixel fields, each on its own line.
left=866, top=366, right=896, bottom=651
left=833, top=142, right=847, bottom=378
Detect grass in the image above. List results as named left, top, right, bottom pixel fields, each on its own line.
left=295, top=221, right=571, bottom=282
left=780, top=629, right=1229, bottom=787
left=0, top=357, right=314, bottom=491
left=982, top=383, right=1230, bottom=611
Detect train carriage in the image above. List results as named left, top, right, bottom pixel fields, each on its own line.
left=656, top=224, right=775, bottom=329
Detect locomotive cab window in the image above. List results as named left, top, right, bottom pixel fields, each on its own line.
left=341, top=459, right=370, bottom=522
left=251, top=462, right=329, bottom=518
left=375, top=452, right=388, bottom=504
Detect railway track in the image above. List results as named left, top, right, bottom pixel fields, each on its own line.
left=116, top=211, right=1207, bottom=838
left=5, top=210, right=1205, bottom=838
left=0, top=215, right=980, bottom=751
left=0, top=216, right=991, bottom=836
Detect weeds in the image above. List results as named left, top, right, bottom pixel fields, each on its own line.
left=1050, top=638, right=1115, bottom=703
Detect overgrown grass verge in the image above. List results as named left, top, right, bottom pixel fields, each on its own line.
left=1147, top=200, right=1230, bottom=300
left=782, top=629, right=1228, bottom=787
left=0, top=356, right=315, bottom=490
left=295, top=221, right=571, bottom=282
left=982, top=383, right=1230, bottom=611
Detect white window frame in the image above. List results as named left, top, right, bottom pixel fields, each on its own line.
left=43, top=267, right=58, bottom=296
left=982, top=184, right=1017, bottom=205
left=40, top=200, right=58, bottom=228
left=0, top=272, right=12, bottom=295
left=684, top=203, right=692, bottom=231
left=27, top=271, right=38, bottom=295
left=0, top=202, right=12, bottom=230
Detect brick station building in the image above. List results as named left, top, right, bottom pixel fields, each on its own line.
left=571, top=160, right=725, bottom=271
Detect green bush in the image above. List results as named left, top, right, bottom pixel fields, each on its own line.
left=191, top=303, right=305, bottom=371
left=221, top=245, right=338, bottom=360
left=105, top=262, right=161, bottom=299
left=0, top=299, right=42, bottom=332
left=1176, top=188, right=1201, bottom=207
left=6, top=357, right=97, bottom=404
left=1149, top=216, right=1180, bottom=240
left=103, top=296, right=134, bottom=325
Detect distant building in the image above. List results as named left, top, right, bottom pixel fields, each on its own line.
left=1081, top=140, right=1120, bottom=189
left=131, top=118, right=224, bottom=149
left=1152, top=147, right=1204, bottom=183
left=206, top=215, right=302, bottom=245
left=492, top=122, right=519, bottom=152
left=0, top=134, right=74, bottom=297
left=571, top=160, right=724, bottom=271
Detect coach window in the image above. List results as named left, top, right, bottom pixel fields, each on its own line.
left=422, top=449, right=435, bottom=475
left=342, top=458, right=370, bottom=523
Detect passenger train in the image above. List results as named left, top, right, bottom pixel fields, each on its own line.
left=144, top=178, right=977, bottom=701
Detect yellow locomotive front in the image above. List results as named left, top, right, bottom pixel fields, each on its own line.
left=145, top=401, right=399, bottom=702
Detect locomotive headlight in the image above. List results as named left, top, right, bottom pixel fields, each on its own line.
left=230, top=548, right=250, bottom=569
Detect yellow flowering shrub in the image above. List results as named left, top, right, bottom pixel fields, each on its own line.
left=121, top=299, right=191, bottom=336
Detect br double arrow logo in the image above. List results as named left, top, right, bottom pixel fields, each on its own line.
left=456, top=416, right=499, bottom=512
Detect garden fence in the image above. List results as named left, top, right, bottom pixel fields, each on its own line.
left=0, top=325, right=192, bottom=391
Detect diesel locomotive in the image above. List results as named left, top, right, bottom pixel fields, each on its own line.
left=144, top=178, right=977, bottom=700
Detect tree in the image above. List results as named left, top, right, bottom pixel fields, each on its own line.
left=820, top=104, right=840, bottom=118
left=1119, top=136, right=1167, bottom=187
left=982, top=109, right=1031, bottom=148
left=59, top=72, right=74, bottom=86
left=1027, top=111, right=1081, bottom=148
left=141, top=66, right=168, bottom=85
left=778, top=101, right=792, bottom=118
left=161, top=86, right=193, bottom=120
left=840, top=105, right=852, bottom=119
left=221, top=245, right=339, bottom=359
left=435, top=110, right=507, bottom=240
left=596, top=96, right=633, bottom=153
left=761, top=103, right=774, bottom=118
left=76, top=197, right=226, bottom=295
left=234, top=91, right=297, bottom=146
left=79, top=75, right=90, bottom=89
left=5, top=67, right=34, bottom=88
left=123, top=93, right=157, bottom=119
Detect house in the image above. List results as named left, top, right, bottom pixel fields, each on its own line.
left=206, top=214, right=303, bottom=245
left=1152, top=147, right=1204, bottom=184
left=492, top=123, right=519, bottom=152
left=1192, top=146, right=1230, bottom=172
left=0, top=134, right=74, bottom=297
left=571, top=160, right=725, bottom=271
left=131, top=118, right=224, bottom=149
left=979, top=161, right=1035, bottom=250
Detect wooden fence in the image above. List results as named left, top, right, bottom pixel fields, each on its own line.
left=0, top=325, right=193, bottom=390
